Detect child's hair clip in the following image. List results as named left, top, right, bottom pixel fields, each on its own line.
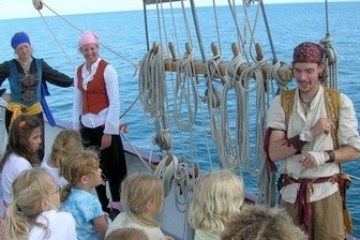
left=124, top=207, right=132, bottom=212
left=19, top=120, right=26, bottom=128
left=10, top=199, right=25, bottom=216
left=10, top=199, right=17, bottom=207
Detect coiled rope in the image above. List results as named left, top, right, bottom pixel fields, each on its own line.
left=173, top=47, right=198, bottom=131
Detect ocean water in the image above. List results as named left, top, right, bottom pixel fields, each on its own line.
left=1, top=1, right=360, bottom=236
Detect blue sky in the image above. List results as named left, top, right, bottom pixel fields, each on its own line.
left=0, top=0, right=357, bottom=20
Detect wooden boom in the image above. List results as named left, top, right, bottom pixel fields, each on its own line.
left=156, top=42, right=293, bottom=84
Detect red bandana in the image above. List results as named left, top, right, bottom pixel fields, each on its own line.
left=293, top=42, right=323, bottom=64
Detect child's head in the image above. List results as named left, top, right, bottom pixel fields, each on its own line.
left=105, top=227, right=149, bottom=240
left=60, top=150, right=102, bottom=200
left=220, top=206, right=306, bottom=240
left=50, top=130, right=83, bottom=169
left=188, top=170, right=245, bottom=233
left=6, top=168, right=60, bottom=239
left=122, top=172, right=164, bottom=227
left=1, top=114, right=42, bottom=170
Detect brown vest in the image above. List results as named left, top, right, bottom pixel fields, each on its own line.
left=280, top=87, right=340, bottom=148
left=77, top=59, right=109, bottom=114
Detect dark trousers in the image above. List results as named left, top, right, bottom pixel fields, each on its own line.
left=80, top=125, right=127, bottom=213
left=5, top=109, right=45, bottom=162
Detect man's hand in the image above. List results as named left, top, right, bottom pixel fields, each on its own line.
left=299, top=151, right=326, bottom=167
left=310, top=117, right=333, bottom=136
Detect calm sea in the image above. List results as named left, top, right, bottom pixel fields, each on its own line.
left=1, top=1, right=359, bottom=236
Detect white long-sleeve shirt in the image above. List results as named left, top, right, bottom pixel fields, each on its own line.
left=72, top=58, right=120, bottom=135
left=1, top=153, right=32, bottom=204
left=266, top=85, right=360, bottom=203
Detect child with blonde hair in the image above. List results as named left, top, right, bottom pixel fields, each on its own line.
left=0, top=114, right=42, bottom=208
left=106, top=172, right=174, bottom=240
left=105, top=227, right=149, bottom=240
left=188, top=170, right=245, bottom=240
left=61, top=150, right=108, bottom=240
left=5, top=168, right=77, bottom=239
left=42, top=130, right=83, bottom=187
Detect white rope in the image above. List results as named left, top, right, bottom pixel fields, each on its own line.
left=211, top=53, right=245, bottom=170
left=269, top=60, right=291, bottom=90
left=120, top=132, right=154, bottom=173
left=242, top=0, right=262, bottom=62
left=211, top=0, right=223, bottom=55
left=36, top=10, right=76, bottom=70
left=173, top=48, right=198, bottom=131
left=202, top=57, right=223, bottom=171
left=153, top=129, right=172, bottom=151
left=180, top=1, right=194, bottom=47
left=174, top=159, right=193, bottom=212
left=138, top=43, right=174, bottom=152
left=138, top=44, right=166, bottom=117
left=154, top=153, right=178, bottom=196
left=169, top=1, right=181, bottom=59
left=140, top=4, right=199, bottom=226
left=227, top=0, right=251, bottom=65
left=235, top=61, right=267, bottom=175
left=320, top=36, right=338, bottom=89
left=220, top=80, right=241, bottom=170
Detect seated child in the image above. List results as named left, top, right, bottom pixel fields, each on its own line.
left=106, top=172, right=174, bottom=240
left=188, top=170, right=245, bottom=240
left=5, top=168, right=77, bottom=239
left=42, top=130, right=83, bottom=187
left=1, top=114, right=42, bottom=207
left=220, top=205, right=306, bottom=240
left=105, top=227, right=149, bottom=240
left=61, top=150, right=108, bottom=240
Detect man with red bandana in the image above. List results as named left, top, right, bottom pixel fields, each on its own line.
left=266, top=42, right=360, bottom=239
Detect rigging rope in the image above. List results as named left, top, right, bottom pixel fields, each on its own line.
left=211, top=0, right=223, bottom=55
left=173, top=48, right=198, bottom=131
left=33, top=0, right=138, bottom=68
left=33, top=2, right=76, bottom=70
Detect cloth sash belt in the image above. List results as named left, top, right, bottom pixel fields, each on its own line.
left=280, top=174, right=337, bottom=239
left=7, top=102, right=42, bottom=124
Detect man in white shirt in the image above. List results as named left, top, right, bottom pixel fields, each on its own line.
left=266, top=42, right=360, bottom=240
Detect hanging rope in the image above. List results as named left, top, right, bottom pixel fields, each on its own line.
left=242, top=0, right=262, bottom=62
left=211, top=0, right=223, bottom=55
left=138, top=43, right=166, bottom=117
left=154, top=152, right=178, bottom=196
left=236, top=62, right=265, bottom=175
left=138, top=42, right=174, bottom=153
left=173, top=47, right=198, bottom=131
left=320, top=35, right=338, bottom=89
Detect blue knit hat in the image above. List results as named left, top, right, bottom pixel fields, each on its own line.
left=11, top=32, right=31, bottom=49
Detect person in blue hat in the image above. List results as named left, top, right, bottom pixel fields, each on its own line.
left=0, top=31, right=73, bottom=162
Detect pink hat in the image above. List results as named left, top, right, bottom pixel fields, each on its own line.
left=78, top=30, right=99, bottom=48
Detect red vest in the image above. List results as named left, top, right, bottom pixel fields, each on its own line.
left=77, top=59, right=109, bottom=114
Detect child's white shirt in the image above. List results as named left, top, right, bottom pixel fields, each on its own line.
left=106, top=212, right=166, bottom=240
left=41, top=160, right=69, bottom=188
left=29, top=209, right=78, bottom=240
left=1, top=153, right=32, bottom=204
